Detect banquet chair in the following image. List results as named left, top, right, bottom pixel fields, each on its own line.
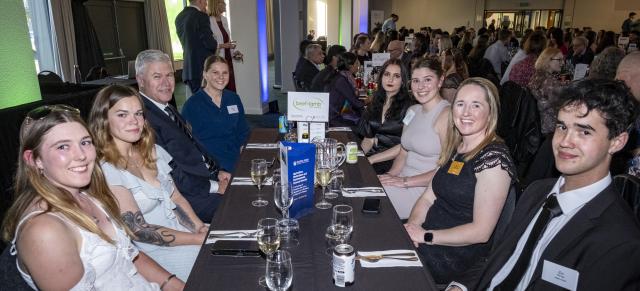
left=37, top=70, right=63, bottom=85
left=613, top=173, right=640, bottom=222
left=0, top=246, right=31, bottom=290
left=292, top=72, right=304, bottom=91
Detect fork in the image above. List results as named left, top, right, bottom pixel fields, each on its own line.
left=208, top=231, right=257, bottom=239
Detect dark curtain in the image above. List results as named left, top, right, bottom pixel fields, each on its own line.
left=71, top=0, right=104, bottom=79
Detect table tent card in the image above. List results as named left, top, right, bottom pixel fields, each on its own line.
left=280, top=141, right=316, bottom=218
left=287, top=92, right=329, bottom=143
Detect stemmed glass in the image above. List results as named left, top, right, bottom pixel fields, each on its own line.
left=265, top=250, right=293, bottom=291
left=324, top=169, right=344, bottom=199
left=315, top=163, right=333, bottom=209
left=274, top=182, right=294, bottom=220
left=257, top=218, right=281, bottom=286
left=274, top=182, right=299, bottom=247
left=251, top=159, right=269, bottom=207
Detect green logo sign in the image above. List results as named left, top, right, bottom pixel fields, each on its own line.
left=293, top=98, right=323, bottom=110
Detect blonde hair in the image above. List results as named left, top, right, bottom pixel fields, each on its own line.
left=201, top=55, right=229, bottom=88
left=2, top=108, right=129, bottom=244
left=88, top=85, right=157, bottom=171
left=207, top=0, right=226, bottom=17
left=534, top=47, right=562, bottom=71
left=437, top=77, right=502, bottom=165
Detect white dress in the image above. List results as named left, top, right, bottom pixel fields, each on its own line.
left=11, top=198, right=159, bottom=290
left=101, top=145, right=200, bottom=281
left=384, top=101, right=449, bottom=219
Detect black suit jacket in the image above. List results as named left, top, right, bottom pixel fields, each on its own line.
left=142, top=96, right=221, bottom=221
left=459, top=178, right=640, bottom=291
left=294, top=58, right=320, bottom=91
left=175, top=6, right=217, bottom=85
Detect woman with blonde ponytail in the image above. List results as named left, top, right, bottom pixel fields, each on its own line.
left=2, top=105, right=183, bottom=290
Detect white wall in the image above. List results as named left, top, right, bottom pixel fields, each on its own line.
left=485, top=0, right=563, bottom=11
left=391, top=0, right=483, bottom=32
left=229, top=0, right=266, bottom=114
left=279, top=0, right=303, bottom=92
left=566, top=0, right=640, bottom=32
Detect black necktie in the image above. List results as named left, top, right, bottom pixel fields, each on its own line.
left=495, top=194, right=563, bottom=290
left=164, top=105, right=193, bottom=140
left=163, top=105, right=219, bottom=175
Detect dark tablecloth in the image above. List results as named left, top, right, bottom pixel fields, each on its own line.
left=185, top=128, right=436, bottom=291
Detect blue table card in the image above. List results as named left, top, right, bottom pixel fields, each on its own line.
left=280, top=141, right=316, bottom=219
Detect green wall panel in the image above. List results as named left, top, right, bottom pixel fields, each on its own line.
left=0, top=0, right=41, bottom=109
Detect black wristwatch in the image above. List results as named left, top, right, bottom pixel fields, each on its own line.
left=423, top=232, right=433, bottom=244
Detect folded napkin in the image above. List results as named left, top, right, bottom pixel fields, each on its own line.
left=357, top=150, right=365, bottom=157
left=327, top=127, right=352, bottom=132
left=342, top=187, right=386, bottom=197
left=231, top=176, right=274, bottom=186
left=245, top=143, right=279, bottom=149
left=206, top=230, right=258, bottom=244
left=358, top=250, right=422, bottom=268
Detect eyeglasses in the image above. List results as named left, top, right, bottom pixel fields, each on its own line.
left=25, top=104, right=81, bottom=125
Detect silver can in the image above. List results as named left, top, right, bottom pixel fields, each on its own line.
left=332, top=244, right=355, bottom=287
left=346, top=142, right=358, bottom=164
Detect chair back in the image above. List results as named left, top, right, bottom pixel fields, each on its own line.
left=292, top=72, right=304, bottom=91
left=37, top=71, right=63, bottom=84
left=491, top=184, right=517, bottom=251
left=0, top=246, right=31, bottom=290
left=613, top=174, right=640, bottom=222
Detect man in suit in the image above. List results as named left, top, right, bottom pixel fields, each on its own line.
left=175, top=0, right=217, bottom=94
left=294, top=43, right=324, bottom=91
left=448, top=79, right=640, bottom=291
left=135, top=49, right=230, bottom=223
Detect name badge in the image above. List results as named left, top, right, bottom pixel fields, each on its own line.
left=227, top=105, right=239, bottom=114
left=541, top=260, right=579, bottom=291
left=447, top=161, right=464, bottom=175
left=402, top=109, right=416, bottom=125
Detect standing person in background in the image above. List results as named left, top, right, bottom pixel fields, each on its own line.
left=208, top=0, right=242, bottom=92
left=622, top=12, right=636, bottom=35
left=382, top=14, right=399, bottom=32
left=484, top=29, right=511, bottom=78
left=182, top=56, right=250, bottom=172
left=175, top=0, right=218, bottom=95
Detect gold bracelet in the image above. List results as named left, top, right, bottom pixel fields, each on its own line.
left=160, top=274, right=176, bottom=290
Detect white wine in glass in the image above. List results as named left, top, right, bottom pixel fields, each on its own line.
left=251, top=159, right=269, bottom=207
left=257, top=218, right=280, bottom=287
left=315, top=166, right=332, bottom=209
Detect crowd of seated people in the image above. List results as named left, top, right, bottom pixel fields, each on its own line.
left=7, top=13, right=640, bottom=289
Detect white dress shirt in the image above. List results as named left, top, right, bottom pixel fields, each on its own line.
left=483, top=41, right=509, bottom=77
left=449, top=174, right=610, bottom=291
left=140, top=93, right=219, bottom=193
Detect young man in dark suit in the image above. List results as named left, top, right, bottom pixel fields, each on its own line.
left=175, top=0, right=218, bottom=94
left=135, top=50, right=230, bottom=223
left=448, top=79, right=640, bottom=291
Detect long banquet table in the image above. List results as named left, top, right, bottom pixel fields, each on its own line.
left=185, top=128, right=437, bottom=290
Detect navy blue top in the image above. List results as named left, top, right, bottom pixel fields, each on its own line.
left=182, top=89, right=250, bottom=172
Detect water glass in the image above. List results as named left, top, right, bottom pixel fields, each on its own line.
left=266, top=250, right=293, bottom=291
left=277, top=219, right=300, bottom=248
left=257, top=218, right=281, bottom=286
left=331, top=205, right=353, bottom=244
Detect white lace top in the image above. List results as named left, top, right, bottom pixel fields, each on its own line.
left=10, top=194, right=160, bottom=290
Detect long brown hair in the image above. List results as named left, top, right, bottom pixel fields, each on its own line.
left=2, top=108, right=128, bottom=243
left=437, top=77, right=502, bottom=165
left=88, top=85, right=156, bottom=170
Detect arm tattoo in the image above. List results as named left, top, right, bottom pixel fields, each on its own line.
left=174, top=204, right=196, bottom=232
left=121, top=211, right=176, bottom=246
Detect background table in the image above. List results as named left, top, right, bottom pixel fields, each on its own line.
left=185, top=128, right=436, bottom=290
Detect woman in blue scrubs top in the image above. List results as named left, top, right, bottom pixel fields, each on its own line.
left=182, top=56, right=249, bottom=172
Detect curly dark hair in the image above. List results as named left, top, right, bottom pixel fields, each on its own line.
left=368, top=59, right=414, bottom=121
left=553, top=79, right=639, bottom=139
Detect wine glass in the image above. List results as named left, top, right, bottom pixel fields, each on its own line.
left=251, top=159, right=269, bottom=207
left=315, top=165, right=333, bottom=209
left=274, top=182, right=294, bottom=220
left=266, top=250, right=293, bottom=291
left=274, top=182, right=299, bottom=247
left=257, top=218, right=281, bottom=286
left=331, top=205, right=353, bottom=244
left=325, top=169, right=344, bottom=199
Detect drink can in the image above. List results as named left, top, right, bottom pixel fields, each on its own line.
left=278, top=115, right=288, bottom=134
left=346, top=142, right=358, bottom=164
left=332, top=244, right=355, bottom=287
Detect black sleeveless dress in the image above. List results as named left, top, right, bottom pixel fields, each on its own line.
left=418, top=142, right=515, bottom=283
